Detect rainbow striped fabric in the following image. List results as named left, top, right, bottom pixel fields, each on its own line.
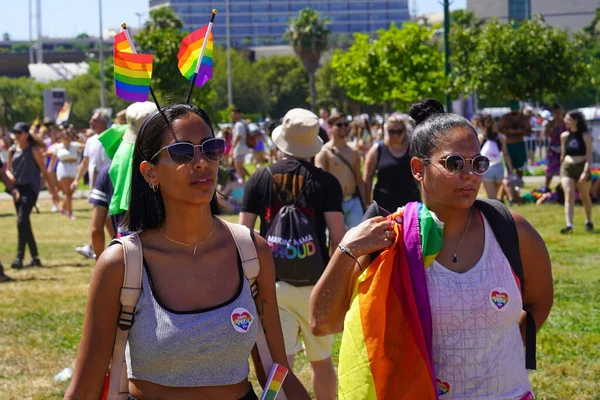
left=260, top=364, right=288, bottom=400
left=113, top=32, right=154, bottom=102
left=338, top=202, right=444, bottom=400
left=177, top=25, right=214, bottom=88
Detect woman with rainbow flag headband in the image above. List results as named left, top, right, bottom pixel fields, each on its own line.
left=66, top=104, right=310, bottom=400
left=310, top=99, right=554, bottom=400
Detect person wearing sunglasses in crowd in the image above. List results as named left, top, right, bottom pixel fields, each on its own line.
left=559, top=110, right=594, bottom=233
left=316, top=112, right=366, bottom=229
left=363, top=114, right=420, bottom=213
left=66, top=104, right=309, bottom=400
left=6, top=122, right=60, bottom=269
left=310, top=99, right=553, bottom=399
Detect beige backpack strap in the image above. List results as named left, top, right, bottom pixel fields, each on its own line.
left=224, top=221, right=285, bottom=398
left=107, top=233, right=143, bottom=400
left=225, top=221, right=260, bottom=297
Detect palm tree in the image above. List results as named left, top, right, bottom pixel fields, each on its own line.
left=285, top=8, right=331, bottom=112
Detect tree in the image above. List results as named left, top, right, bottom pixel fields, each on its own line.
left=450, top=10, right=485, bottom=29
left=135, top=8, right=190, bottom=103
left=315, top=59, right=350, bottom=111
left=2, top=32, right=10, bottom=42
left=332, top=22, right=446, bottom=110
left=449, top=17, right=591, bottom=103
left=254, top=56, right=309, bottom=117
left=285, top=8, right=331, bottom=112
left=76, top=33, right=90, bottom=40
left=211, top=47, right=269, bottom=118
left=0, top=77, right=45, bottom=127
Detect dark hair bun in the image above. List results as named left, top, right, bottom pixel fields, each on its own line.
left=409, top=99, right=445, bottom=125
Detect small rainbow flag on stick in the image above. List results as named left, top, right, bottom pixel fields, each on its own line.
left=113, top=29, right=154, bottom=102
left=260, top=363, right=288, bottom=400
left=178, top=10, right=217, bottom=104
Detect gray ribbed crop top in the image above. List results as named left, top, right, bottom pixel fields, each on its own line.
left=125, top=256, right=258, bottom=387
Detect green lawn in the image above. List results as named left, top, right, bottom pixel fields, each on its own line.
left=0, top=198, right=598, bottom=399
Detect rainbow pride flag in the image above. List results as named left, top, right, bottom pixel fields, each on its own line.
left=113, top=32, right=154, bottom=102
left=177, top=25, right=214, bottom=88
left=260, top=363, right=288, bottom=400
left=338, top=202, right=444, bottom=400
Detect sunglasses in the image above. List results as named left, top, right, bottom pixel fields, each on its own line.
left=335, top=122, right=349, bottom=128
left=151, top=137, right=225, bottom=165
left=387, top=129, right=405, bottom=135
left=424, top=154, right=490, bottom=175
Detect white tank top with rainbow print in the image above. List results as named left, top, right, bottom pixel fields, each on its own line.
left=426, top=213, right=533, bottom=399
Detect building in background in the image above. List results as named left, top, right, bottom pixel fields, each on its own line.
left=467, top=0, right=597, bottom=32
left=149, top=0, right=410, bottom=47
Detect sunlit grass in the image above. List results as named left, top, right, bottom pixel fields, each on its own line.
left=0, top=195, right=598, bottom=399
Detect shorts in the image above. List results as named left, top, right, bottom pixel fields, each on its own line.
left=483, top=163, right=505, bottom=183
left=506, top=142, right=527, bottom=171
left=561, top=161, right=591, bottom=181
left=57, top=162, right=77, bottom=181
left=276, top=281, right=334, bottom=362
left=342, top=195, right=364, bottom=229
left=234, top=153, right=247, bottom=163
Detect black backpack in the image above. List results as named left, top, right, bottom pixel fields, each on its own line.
left=364, top=198, right=537, bottom=370
left=264, top=168, right=326, bottom=286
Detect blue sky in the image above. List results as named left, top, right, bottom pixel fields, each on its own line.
left=2, top=0, right=466, bottom=40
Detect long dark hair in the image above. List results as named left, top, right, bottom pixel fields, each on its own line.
left=567, top=110, right=588, bottom=134
left=122, top=104, right=221, bottom=232
left=480, top=114, right=499, bottom=142
left=409, top=99, right=477, bottom=159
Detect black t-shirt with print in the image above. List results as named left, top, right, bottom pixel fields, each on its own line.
left=242, top=158, right=343, bottom=263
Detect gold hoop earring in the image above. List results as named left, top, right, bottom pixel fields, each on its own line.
left=149, top=182, right=159, bottom=192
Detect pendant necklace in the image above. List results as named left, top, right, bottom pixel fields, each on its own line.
left=442, top=208, right=472, bottom=264
left=160, top=217, right=216, bottom=256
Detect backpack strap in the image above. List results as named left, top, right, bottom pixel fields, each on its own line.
left=474, top=199, right=536, bottom=370
left=376, top=142, right=383, bottom=172
left=107, top=233, right=143, bottom=400
left=224, top=221, right=286, bottom=399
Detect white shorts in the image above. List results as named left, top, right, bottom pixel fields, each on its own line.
left=57, top=162, right=77, bottom=181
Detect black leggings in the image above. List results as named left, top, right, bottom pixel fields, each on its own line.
left=14, top=185, right=39, bottom=260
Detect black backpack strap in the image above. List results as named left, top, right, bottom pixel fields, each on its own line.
left=376, top=142, right=383, bottom=172
left=474, top=199, right=536, bottom=370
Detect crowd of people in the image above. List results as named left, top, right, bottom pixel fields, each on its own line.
left=0, top=97, right=596, bottom=399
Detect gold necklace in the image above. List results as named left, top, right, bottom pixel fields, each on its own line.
left=160, top=218, right=217, bottom=256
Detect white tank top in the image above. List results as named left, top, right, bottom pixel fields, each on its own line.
left=426, top=213, right=532, bottom=399
left=481, top=139, right=503, bottom=166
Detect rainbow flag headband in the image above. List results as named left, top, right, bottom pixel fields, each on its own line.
left=113, top=9, right=217, bottom=112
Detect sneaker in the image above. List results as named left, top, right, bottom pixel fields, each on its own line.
left=585, top=222, right=594, bottom=232
left=69, top=214, right=76, bottom=221
left=11, top=258, right=23, bottom=270
left=76, top=244, right=95, bottom=259
left=0, top=264, right=13, bottom=282
left=51, top=203, right=59, bottom=213
left=26, top=258, right=42, bottom=268
left=560, top=226, right=573, bottom=234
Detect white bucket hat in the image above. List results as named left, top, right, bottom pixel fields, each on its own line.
left=123, top=102, right=158, bottom=143
left=272, top=108, right=323, bottom=159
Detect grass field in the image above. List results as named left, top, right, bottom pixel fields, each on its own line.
left=0, top=196, right=598, bottom=399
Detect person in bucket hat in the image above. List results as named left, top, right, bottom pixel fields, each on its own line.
left=240, top=108, right=346, bottom=399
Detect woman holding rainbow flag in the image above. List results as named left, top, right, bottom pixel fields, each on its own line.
left=310, top=99, right=554, bottom=400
